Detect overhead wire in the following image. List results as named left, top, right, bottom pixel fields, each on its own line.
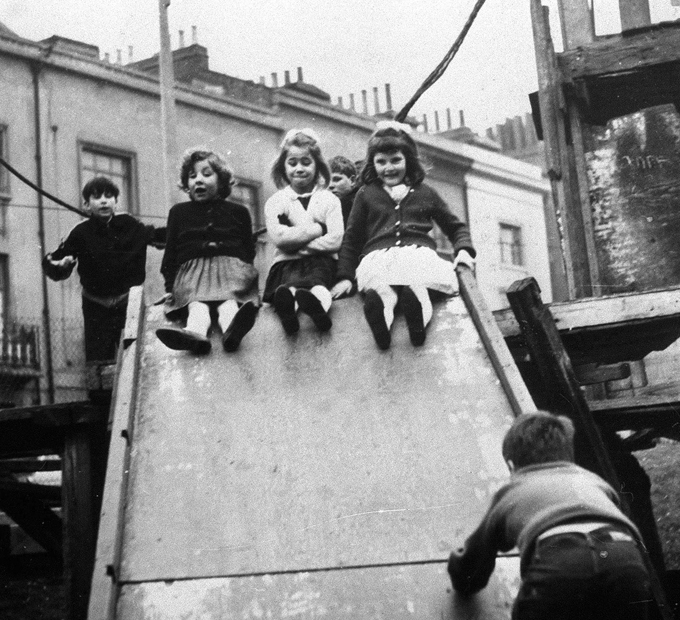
left=395, top=0, right=489, bottom=123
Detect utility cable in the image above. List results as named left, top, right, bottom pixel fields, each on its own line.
left=395, top=0, right=489, bottom=123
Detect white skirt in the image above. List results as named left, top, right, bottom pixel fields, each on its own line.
left=356, top=245, right=458, bottom=294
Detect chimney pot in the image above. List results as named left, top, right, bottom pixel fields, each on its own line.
left=349, top=93, right=356, bottom=111
left=297, top=66, right=303, bottom=82
left=179, top=30, right=185, bottom=47
left=259, top=75, right=265, bottom=85
left=446, top=108, right=452, bottom=130
left=338, top=96, right=344, bottom=107
left=191, top=25, right=198, bottom=44
left=423, top=113, right=429, bottom=133
left=284, top=70, right=291, bottom=85
left=434, top=110, right=440, bottom=132
left=128, top=45, right=133, bottom=62
left=459, top=110, right=465, bottom=127
left=373, top=86, right=380, bottom=114
left=116, top=49, right=122, bottom=64
left=361, top=89, right=368, bottom=114
left=104, top=52, right=110, bottom=63
left=271, top=72, right=279, bottom=88
left=385, top=84, right=392, bottom=112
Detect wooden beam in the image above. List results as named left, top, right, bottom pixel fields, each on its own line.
left=558, top=0, right=594, bottom=50
left=559, top=23, right=680, bottom=80
left=619, top=0, right=651, bottom=31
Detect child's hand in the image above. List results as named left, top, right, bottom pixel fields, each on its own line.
left=453, top=249, right=475, bottom=270
left=331, top=279, right=354, bottom=299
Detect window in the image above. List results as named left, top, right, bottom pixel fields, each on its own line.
left=231, top=179, right=262, bottom=230
left=499, top=223, right=523, bottom=266
left=80, top=144, right=136, bottom=214
left=0, top=125, right=9, bottom=196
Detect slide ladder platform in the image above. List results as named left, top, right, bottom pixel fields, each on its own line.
left=90, top=271, right=534, bottom=619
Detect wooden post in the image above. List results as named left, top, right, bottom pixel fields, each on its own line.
left=619, top=0, right=652, bottom=31
left=558, top=0, right=594, bottom=49
left=62, top=425, right=95, bottom=620
left=158, top=0, right=177, bottom=208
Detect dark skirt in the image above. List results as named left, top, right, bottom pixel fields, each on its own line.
left=263, top=255, right=337, bottom=303
left=165, top=255, right=259, bottom=320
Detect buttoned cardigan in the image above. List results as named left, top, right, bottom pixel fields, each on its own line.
left=336, top=182, right=476, bottom=282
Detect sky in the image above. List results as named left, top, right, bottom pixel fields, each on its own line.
left=1, top=1, right=679, bottom=134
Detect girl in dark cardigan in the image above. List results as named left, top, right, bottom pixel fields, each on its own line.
left=332, top=122, right=476, bottom=350
left=156, top=148, right=259, bottom=354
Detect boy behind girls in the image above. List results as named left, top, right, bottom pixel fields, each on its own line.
left=43, top=176, right=162, bottom=362
left=448, top=411, right=652, bottom=620
left=328, top=155, right=357, bottom=226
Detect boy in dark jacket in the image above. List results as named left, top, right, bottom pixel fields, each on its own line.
left=43, top=176, right=162, bottom=362
left=328, top=155, right=358, bottom=227
left=448, top=411, right=652, bottom=620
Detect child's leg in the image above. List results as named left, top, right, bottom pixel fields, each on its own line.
left=363, top=284, right=397, bottom=350
left=273, top=285, right=299, bottom=335
left=156, top=300, right=211, bottom=354
left=186, top=301, right=212, bottom=336
left=219, top=299, right=259, bottom=352
left=400, top=285, right=432, bottom=346
left=295, top=285, right=332, bottom=332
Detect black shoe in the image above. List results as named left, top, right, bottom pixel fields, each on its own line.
left=400, top=286, right=426, bottom=346
left=156, top=326, right=211, bottom=354
left=363, top=289, right=391, bottom=350
left=273, top=286, right=299, bottom=335
left=295, top=289, right=332, bottom=332
left=223, top=302, right=259, bottom=352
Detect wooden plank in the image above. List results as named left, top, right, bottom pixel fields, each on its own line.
left=493, top=285, right=680, bottom=338
left=62, top=425, right=95, bottom=620
left=0, top=478, right=61, bottom=500
left=559, top=23, right=680, bottom=79
left=619, top=0, right=652, bottom=32
left=0, top=457, right=60, bottom=473
left=457, top=266, right=536, bottom=417
left=590, top=394, right=680, bottom=432
left=558, top=0, right=594, bottom=50
left=574, top=362, right=630, bottom=385
left=88, top=286, right=145, bottom=620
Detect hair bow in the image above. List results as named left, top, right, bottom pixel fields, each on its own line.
left=280, top=127, right=321, bottom=147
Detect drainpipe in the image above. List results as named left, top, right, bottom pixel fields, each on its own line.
left=31, top=61, right=55, bottom=404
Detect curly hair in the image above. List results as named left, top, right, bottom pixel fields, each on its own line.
left=502, top=411, right=576, bottom=469
left=359, top=127, right=426, bottom=187
left=178, top=148, right=234, bottom=199
left=271, top=129, right=330, bottom=189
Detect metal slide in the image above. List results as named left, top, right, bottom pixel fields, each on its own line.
left=89, top=270, right=535, bottom=620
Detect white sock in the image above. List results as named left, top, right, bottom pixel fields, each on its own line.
left=374, top=284, right=398, bottom=329
left=217, top=299, right=239, bottom=332
left=310, top=285, right=332, bottom=312
left=185, top=301, right=211, bottom=336
left=410, top=284, right=433, bottom=325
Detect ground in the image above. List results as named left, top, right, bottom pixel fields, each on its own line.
left=1, top=439, right=678, bottom=620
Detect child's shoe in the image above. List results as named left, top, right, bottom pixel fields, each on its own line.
left=363, top=289, right=391, bottom=350
left=156, top=326, right=211, bottom=355
left=295, top=289, right=332, bottom=332
left=222, top=301, right=259, bottom=352
left=273, top=286, right=299, bottom=335
left=400, top=286, right=426, bottom=346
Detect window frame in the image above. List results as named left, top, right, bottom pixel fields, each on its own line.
left=77, top=141, right=138, bottom=215
left=499, top=222, right=524, bottom=267
left=230, top=177, right=263, bottom=230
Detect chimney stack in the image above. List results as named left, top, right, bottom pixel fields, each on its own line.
left=361, top=89, right=368, bottom=114
left=349, top=93, right=356, bottom=111
left=271, top=72, right=279, bottom=88
left=434, top=110, right=440, bottom=132
left=459, top=110, right=465, bottom=127
left=297, top=66, right=303, bottom=82
left=178, top=30, right=185, bottom=47
left=446, top=108, right=452, bottom=129
left=192, top=26, right=198, bottom=44
left=284, top=70, right=291, bottom=85
left=373, top=86, right=380, bottom=114
left=385, top=83, right=392, bottom=112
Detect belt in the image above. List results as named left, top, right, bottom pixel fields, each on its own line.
left=537, top=521, right=635, bottom=543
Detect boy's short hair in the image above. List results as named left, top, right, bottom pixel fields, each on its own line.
left=82, top=176, right=120, bottom=202
left=179, top=148, right=234, bottom=198
left=329, top=155, right=357, bottom=179
left=502, top=411, right=575, bottom=468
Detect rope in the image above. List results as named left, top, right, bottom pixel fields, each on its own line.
left=395, top=0, right=489, bottom=123
left=0, top=156, right=88, bottom=217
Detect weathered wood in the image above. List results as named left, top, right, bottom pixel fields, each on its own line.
left=0, top=457, right=61, bottom=473
left=619, top=0, right=652, bottom=32
left=573, top=362, right=630, bottom=385
left=558, top=0, right=594, bottom=50
left=62, top=426, right=95, bottom=620
left=506, top=277, right=620, bottom=483
left=559, top=22, right=680, bottom=80
left=88, top=286, right=145, bottom=620
left=494, top=285, right=680, bottom=337
left=590, top=394, right=680, bottom=434
left=0, top=479, right=62, bottom=556
left=457, top=266, right=536, bottom=417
